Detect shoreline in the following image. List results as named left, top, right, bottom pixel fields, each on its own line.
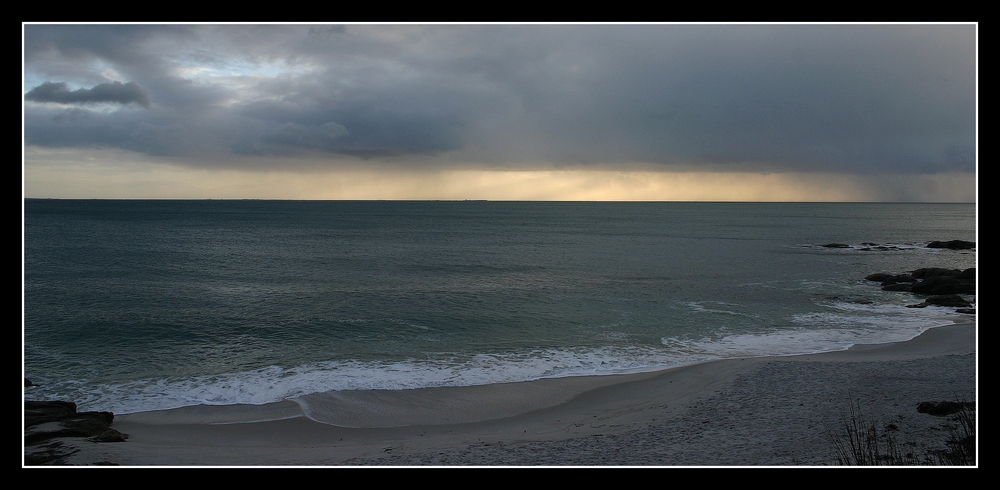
left=36, top=322, right=976, bottom=466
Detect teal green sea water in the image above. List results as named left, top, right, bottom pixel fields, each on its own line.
left=23, top=200, right=975, bottom=413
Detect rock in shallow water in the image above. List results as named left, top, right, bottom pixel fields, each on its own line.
left=926, top=240, right=975, bottom=250
left=906, top=295, right=973, bottom=309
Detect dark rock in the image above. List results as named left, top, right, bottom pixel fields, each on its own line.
left=917, top=401, right=974, bottom=416
left=865, top=273, right=893, bottom=282
left=909, top=276, right=976, bottom=295
left=907, top=295, right=972, bottom=309
left=821, top=243, right=850, bottom=248
left=923, top=295, right=973, bottom=307
left=23, top=440, right=79, bottom=466
left=864, top=255, right=975, bottom=312
left=911, top=268, right=962, bottom=279
left=24, top=400, right=128, bottom=464
left=927, top=240, right=975, bottom=250
left=880, top=274, right=917, bottom=286
left=88, top=428, right=129, bottom=443
left=25, top=401, right=77, bottom=427
left=25, top=411, right=121, bottom=445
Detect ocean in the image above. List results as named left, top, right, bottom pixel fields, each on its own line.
left=23, top=200, right=976, bottom=415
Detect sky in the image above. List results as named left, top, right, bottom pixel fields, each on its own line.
left=22, top=23, right=977, bottom=201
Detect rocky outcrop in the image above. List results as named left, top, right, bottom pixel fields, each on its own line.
left=24, top=400, right=128, bottom=465
left=865, top=273, right=918, bottom=291
left=864, top=266, right=975, bottom=314
left=927, top=240, right=976, bottom=250
left=866, top=268, right=975, bottom=296
left=910, top=277, right=976, bottom=295
left=814, top=240, right=974, bottom=252
left=906, top=294, right=973, bottom=308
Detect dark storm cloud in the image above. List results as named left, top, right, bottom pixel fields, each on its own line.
left=24, top=106, right=211, bottom=156
left=23, top=24, right=976, bottom=174
left=26, top=81, right=152, bottom=107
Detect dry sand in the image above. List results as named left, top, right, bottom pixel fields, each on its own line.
left=40, top=322, right=975, bottom=466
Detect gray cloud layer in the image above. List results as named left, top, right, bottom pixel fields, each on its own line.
left=23, top=24, right=976, bottom=174
left=26, top=80, right=151, bottom=107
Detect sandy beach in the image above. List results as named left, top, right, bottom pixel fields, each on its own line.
left=36, top=322, right=975, bottom=466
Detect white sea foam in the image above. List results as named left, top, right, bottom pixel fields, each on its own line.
left=32, top=344, right=712, bottom=414
left=661, top=300, right=960, bottom=361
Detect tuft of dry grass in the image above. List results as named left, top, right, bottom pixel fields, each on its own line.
left=831, top=397, right=913, bottom=465
left=830, top=396, right=975, bottom=466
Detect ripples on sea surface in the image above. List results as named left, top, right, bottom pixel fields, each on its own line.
left=23, top=201, right=975, bottom=413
